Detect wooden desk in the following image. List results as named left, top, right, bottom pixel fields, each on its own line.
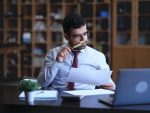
left=0, top=85, right=150, bottom=113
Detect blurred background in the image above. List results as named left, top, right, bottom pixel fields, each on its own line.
left=0, top=0, right=150, bottom=84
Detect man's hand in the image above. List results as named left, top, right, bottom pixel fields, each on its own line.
left=56, top=47, right=71, bottom=62
left=98, top=83, right=115, bottom=90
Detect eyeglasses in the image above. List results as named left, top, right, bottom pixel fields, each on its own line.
left=69, top=31, right=89, bottom=39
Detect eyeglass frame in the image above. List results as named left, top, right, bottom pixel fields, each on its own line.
left=68, top=31, right=90, bottom=39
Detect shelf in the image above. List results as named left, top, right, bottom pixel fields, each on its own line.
left=112, top=0, right=150, bottom=81
left=0, top=0, right=111, bottom=81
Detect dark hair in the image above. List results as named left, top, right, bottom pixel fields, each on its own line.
left=62, top=13, right=86, bottom=34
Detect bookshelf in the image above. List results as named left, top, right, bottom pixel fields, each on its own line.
left=112, top=0, right=150, bottom=81
left=0, top=0, right=111, bottom=81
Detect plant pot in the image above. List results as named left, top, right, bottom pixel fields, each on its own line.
left=25, top=91, right=35, bottom=103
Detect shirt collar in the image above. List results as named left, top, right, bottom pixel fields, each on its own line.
left=80, top=47, right=86, bottom=53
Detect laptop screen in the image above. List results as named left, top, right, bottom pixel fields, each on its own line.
left=99, top=68, right=150, bottom=106
left=113, top=68, right=150, bottom=106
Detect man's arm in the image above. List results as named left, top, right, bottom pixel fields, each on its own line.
left=37, top=50, right=62, bottom=87
left=97, top=52, right=116, bottom=90
left=37, top=61, right=62, bottom=87
left=37, top=47, right=71, bottom=87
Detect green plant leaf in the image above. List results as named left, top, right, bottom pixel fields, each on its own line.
left=19, top=79, right=41, bottom=92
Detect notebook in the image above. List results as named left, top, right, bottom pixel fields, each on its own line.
left=61, top=89, right=114, bottom=101
left=19, top=90, right=58, bottom=100
left=61, top=92, right=85, bottom=101
left=99, top=68, right=150, bottom=106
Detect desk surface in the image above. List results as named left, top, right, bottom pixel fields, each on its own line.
left=0, top=85, right=150, bottom=113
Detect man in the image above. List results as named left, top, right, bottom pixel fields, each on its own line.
left=37, top=13, right=115, bottom=90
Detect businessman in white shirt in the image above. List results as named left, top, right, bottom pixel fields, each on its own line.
left=37, top=13, right=115, bottom=91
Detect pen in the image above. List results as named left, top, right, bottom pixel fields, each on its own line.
left=72, top=41, right=85, bottom=50
left=36, top=90, right=44, bottom=95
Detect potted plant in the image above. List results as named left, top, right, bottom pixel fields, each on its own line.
left=19, top=78, right=41, bottom=103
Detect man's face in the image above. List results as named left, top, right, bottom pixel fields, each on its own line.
left=67, top=24, right=89, bottom=50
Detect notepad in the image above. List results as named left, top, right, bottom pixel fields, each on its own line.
left=61, top=92, right=85, bottom=101
left=19, top=90, right=58, bottom=100
left=63, top=89, right=114, bottom=96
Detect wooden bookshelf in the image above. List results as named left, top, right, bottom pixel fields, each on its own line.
left=0, top=0, right=111, bottom=81
left=112, top=0, right=150, bottom=81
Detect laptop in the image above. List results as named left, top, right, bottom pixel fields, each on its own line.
left=99, top=68, right=150, bottom=106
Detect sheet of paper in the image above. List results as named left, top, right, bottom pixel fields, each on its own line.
left=19, top=90, right=58, bottom=100
left=63, top=89, right=114, bottom=96
left=66, top=68, right=112, bottom=85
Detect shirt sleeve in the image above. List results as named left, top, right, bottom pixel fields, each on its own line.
left=98, top=52, right=110, bottom=70
left=98, top=52, right=116, bottom=90
left=37, top=50, right=62, bottom=87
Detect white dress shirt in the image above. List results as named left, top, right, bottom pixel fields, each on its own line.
left=37, top=44, right=115, bottom=90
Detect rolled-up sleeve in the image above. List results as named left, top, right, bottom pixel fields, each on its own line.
left=37, top=49, right=62, bottom=87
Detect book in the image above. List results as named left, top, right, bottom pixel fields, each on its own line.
left=63, top=89, right=114, bottom=96
left=61, top=92, right=84, bottom=101
left=19, top=90, right=58, bottom=100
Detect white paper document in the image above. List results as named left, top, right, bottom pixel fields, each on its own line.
left=63, top=89, right=114, bottom=96
left=19, top=90, right=58, bottom=100
left=66, top=68, right=112, bottom=85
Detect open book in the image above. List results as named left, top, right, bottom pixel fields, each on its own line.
left=19, top=90, right=58, bottom=100
left=61, top=89, right=114, bottom=101
left=63, top=89, right=114, bottom=96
